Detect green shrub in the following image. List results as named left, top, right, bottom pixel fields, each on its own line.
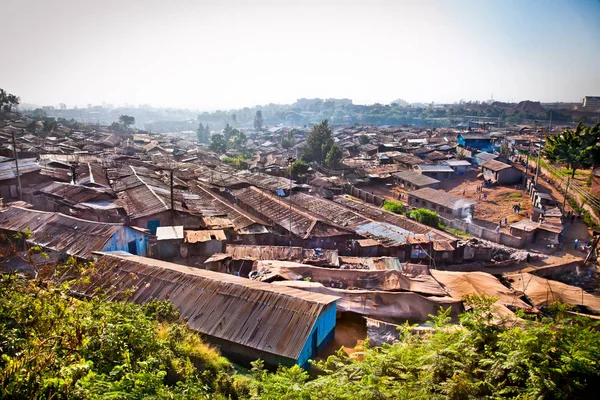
left=408, top=208, right=441, bottom=228
left=382, top=200, right=405, bottom=214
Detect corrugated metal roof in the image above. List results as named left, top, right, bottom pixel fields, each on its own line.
left=232, top=187, right=353, bottom=239
left=78, top=253, right=338, bottom=360
left=156, top=226, right=184, bottom=240
left=0, top=158, right=40, bottom=181
left=184, top=229, right=226, bottom=243
left=0, top=206, right=124, bottom=259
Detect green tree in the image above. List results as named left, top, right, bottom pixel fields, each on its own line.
left=42, top=120, right=57, bottom=132
left=543, top=123, right=590, bottom=177
left=325, top=144, right=343, bottom=169
left=304, top=119, right=334, bottom=163
left=383, top=200, right=405, bottom=214
left=281, top=130, right=296, bottom=149
left=227, top=129, right=247, bottom=149
left=0, top=88, right=20, bottom=113
left=197, top=122, right=209, bottom=143
left=209, top=133, right=227, bottom=153
left=119, top=114, right=135, bottom=129
left=581, top=123, right=600, bottom=168
left=290, top=160, right=310, bottom=176
left=359, top=134, right=369, bottom=145
left=253, top=110, right=264, bottom=131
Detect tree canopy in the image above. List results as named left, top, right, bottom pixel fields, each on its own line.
left=209, top=133, right=228, bottom=154
left=304, top=120, right=334, bottom=164
left=0, top=88, right=20, bottom=113
left=543, top=122, right=600, bottom=177
left=325, top=144, right=343, bottom=169
left=119, top=114, right=135, bottom=128
left=197, top=122, right=209, bottom=143
left=253, top=110, right=263, bottom=131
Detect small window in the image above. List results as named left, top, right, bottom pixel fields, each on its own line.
left=210, top=235, right=216, bottom=240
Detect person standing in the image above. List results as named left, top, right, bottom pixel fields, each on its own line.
left=574, top=238, right=579, bottom=250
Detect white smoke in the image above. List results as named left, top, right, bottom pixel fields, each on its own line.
left=456, top=199, right=474, bottom=224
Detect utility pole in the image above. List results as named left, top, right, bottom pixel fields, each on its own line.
left=170, top=170, right=174, bottom=210
left=287, top=156, right=295, bottom=248
left=11, top=130, right=22, bottom=201
left=562, top=176, right=571, bottom=212
left=534, top=144, right=541, bottom=187
left=523, top=140, right=531, bottom=185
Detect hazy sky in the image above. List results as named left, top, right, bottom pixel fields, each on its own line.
left=2, top=0, right=599, bottom=109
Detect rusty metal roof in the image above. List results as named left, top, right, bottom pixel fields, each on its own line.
left=0, top=158, right=40, bottom=181
left=79, top=253, right=338, bottom=360
left=193, top=184, right=268, bottom=230
left=184, top=229, right=226, bottom=243
left=35, top=181, right=115, bottom=205
left=0, top=206, right=124, bottom=259
left=76, top=162, right=111, bottom=188
left=232, top=187, right=354, bottom=239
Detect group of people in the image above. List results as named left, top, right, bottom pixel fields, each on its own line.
left=566, top=210, right=582, bottom=223
left=512, top=204, right=522, bottom=213
left=495, top=217, right=510, bottom=233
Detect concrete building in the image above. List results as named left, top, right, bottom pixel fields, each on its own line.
left=393, top=170, right=440, bottom=190
left=481, top=159, right=522, bottom=185
left=583, top=96, right=600, bottom=109
left=414, top=164, right=454, bottom=180
left=407, top=188, right=475, bottom=220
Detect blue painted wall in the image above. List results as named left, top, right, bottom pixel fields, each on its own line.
left=297, top=302, right=337, bottom=369
left=101, top=226, right=148, bottom=257
left=457, top=135, right=494, bottom=153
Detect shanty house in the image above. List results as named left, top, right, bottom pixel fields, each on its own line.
left=472, top=151, right=498, bottom=166
left=414, top=164, right=454, bottom=180
left=442, top=160, right=471, bottom=175
left=0, top=206, right=148, bottom=259
left=393, top=170, right=440, bottom=190
left=155, top=226, right=184, bottom=260
left=81, top=253, right=339, bottom=368
left=481, top=159, right=521, bottom=185
left=0, top=158, right=44, bottom=200
left=407, top=188, right=475, bottom=220
left=182, top=229, right=226, bottom=257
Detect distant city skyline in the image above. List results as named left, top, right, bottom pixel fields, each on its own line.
left=3, top=0, right=599, bottom=110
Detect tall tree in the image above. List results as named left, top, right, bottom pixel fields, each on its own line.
left=118, top=115, right=135, bottom=129
left=359, top=134, right=370, bottom=145
left=209, top=133, right=227, bottom=154
left=543, top=123, right=590, bottom=177
left=197, top=122, right=209, bottom=144
left=0, top=88, right=20, bottom=113
left=281, top=130, right=296, bottom=149
left=304, top=120, right=334, bottom=164
left=325, top=144, right=343, bottom=169
left=582, top=123, right=600, bottom=169
left=254, top=110, right=264, bottom=131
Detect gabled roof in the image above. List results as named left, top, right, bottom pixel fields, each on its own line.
left=393, top=170, right=440, bottom=187
left=481, top=159, right=513, bottom=171
left=0, top=206, right=125, bottom=259
left=78, top=253, right=338, bottom=360
left=408, top=188, right=476, bottom=210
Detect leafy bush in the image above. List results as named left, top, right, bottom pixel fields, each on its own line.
left=408, top=208, right=441, bottom=228
left=251, top=296, right=600, bottom=399
left=382, top=200, right=405, bottom=215
left=0, top=274, right=236, bottom=399
left=508, top=192, right=523, bottom=198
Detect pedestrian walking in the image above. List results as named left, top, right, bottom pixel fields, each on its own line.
left=504, top=217, right=508, bottom=225
left=574, top=238, right=579, bottom=250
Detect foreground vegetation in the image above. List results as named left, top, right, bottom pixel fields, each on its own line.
left=2, top=271, right=600, bottom=399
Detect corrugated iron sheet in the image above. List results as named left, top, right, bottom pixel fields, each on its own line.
left=77, top=253, right=338, bottom=360
left=156, top=226, right=184, bottom=240
left=185, top=229, right=226, bottom=243
left=0, top=206, right=123, bottom=259
left=0, top=158, right=40, bottom=181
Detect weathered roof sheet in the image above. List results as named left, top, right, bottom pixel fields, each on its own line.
left=0, top=158, right=40, bottom=181
left=78, top=253, right=339, bottom=360
left=0, top=206, right=123, bottom=259
left=481, top=159, right=513, bottom=172
left=156, top=226, right=184, bottom=240
left=416, top=164, right=454, bottom=173
left=184, top=229, right=226, bottom=243
left=393, top=170, right=440, bottom=187
left=408, top=188, right=476, bottom=210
